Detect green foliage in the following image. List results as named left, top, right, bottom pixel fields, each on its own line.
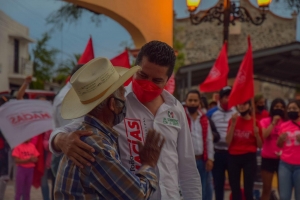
left=31, top=33, right=59, bottom=89
left=46, top=3, right=103, bottom=31
left=53, top=53, right=81, bottom=84
left=173, top=39, right=185, bottom=73
left=173, top=26, right=186, bottom=73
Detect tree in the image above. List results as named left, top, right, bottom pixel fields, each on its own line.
left=53, top=53, right=81, bottom=84
left=173, top=26, right=186, bottom=73
left=31, top=33, right=59, bottom=89
left=173, top=39, right=185, bottom=73
left=46, top=3, right=103, bottom=31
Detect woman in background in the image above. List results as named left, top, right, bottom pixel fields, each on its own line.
left=277, top=100, right=300, bottom=200
left=226, top=100, right=263, bottom=200
left=260, top=98, right=286, bottom=200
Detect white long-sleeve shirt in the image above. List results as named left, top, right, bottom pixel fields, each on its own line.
left=207, top=105, right=236, bottom=150
left=188, top=111, right=214, bottom=160
left=49, top=83, right=202, bottom=200
left=52, top=82, right=73, bottom=128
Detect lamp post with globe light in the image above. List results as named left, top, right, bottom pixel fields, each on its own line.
left=186, top=0, right=272, bottom=43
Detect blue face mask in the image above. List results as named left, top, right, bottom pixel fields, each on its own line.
left=112, top=98, right=126, bottom=126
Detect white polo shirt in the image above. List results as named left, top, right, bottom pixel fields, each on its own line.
left=50, top=83, right=202, bottom=200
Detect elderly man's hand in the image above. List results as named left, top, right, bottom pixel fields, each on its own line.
left=138, top=129, right=165, bottom=168
left=54, top=131, right=95, bottom=168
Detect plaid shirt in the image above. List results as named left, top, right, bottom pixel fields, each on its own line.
left=54, top=115, right=158, bottom=200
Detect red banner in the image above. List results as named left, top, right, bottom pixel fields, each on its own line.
left=228, top=37, right=254, bottom=108
left=200, top=42, right=229, bottom=92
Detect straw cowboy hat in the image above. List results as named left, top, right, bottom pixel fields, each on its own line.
left=61, top=57, right=140, bottom=119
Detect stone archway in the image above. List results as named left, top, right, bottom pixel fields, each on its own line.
left=65, top=0, right=174, bottom=48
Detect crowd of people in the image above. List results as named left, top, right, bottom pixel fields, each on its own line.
left=0, top=40, right=300, bottom=200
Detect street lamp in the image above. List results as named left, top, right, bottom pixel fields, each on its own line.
left=186, top=0, right=272, bottom=43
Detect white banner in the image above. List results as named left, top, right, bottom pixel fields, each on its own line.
left=0, top=99, right=54, bottom=148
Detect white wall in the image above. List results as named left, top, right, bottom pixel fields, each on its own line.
left=0, top=10, right=32, bottom=92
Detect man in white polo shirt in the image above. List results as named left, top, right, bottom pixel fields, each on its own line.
left=49, top=41, right=202, bottom=200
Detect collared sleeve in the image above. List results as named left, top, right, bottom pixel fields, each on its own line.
left=84, top=135, right=157, bottom=200
left=49, top=118, right=83, bottom=155
left=207, top=125, right=215, bottom=161
left=177, top=104, right=202, bottom=200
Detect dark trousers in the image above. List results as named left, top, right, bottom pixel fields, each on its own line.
left=212, top=150, right=229, bottom=200
left=228, top=153, right=257, bottom=200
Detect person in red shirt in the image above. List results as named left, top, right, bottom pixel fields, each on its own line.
left=260, top=98, right=286, bottom=200
left=277, top=100, right=300, bottom=200
left=12, top=139, right=39, bottom=200
left=255, top=94, right=269, bottom=121
left=226, top=100, right=263, bottom=200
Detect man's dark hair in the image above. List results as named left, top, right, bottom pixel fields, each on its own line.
left=135, top=41, right=176, bottom=79
left=185, top=90, right=201, bottom=101
left=71, top=64, right=84, bottom=76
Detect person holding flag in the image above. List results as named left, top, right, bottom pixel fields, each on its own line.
left=226, top=36, right=264, bottom=200
left=226, top=100, right=263, bottom=200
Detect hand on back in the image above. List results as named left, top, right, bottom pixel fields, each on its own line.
left=56, top=130, right=95, bottom=168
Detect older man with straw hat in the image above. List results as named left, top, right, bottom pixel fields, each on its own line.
left=54, top=57, right=165, bottom=200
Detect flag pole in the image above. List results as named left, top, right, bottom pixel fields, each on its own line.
left=251, top=98, right=256, bottom=128
left=248, top=35, right=256, bottom=128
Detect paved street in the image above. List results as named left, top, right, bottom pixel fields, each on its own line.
left=4, top=180, right=43, bottom=200
left=3, top=180, right=235, bottom=200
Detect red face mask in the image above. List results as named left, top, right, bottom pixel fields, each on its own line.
left=132, top=79, right=163, bottom=103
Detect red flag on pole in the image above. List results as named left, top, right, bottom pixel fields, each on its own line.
left=164, top=73, right=175, bottom=94
left=228, top=37, right=254, bottom=108
left=111, top=49, right=131, bottom=68
left=110, top=50, right=132, bottom=86
left=78, top=37, right=95, bottom=65
left=199, top=42, right=229, bottom=92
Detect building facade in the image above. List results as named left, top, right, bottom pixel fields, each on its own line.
left=174, top=0, right=298, bottom=101
left=0, top=10, right=34, bottom=93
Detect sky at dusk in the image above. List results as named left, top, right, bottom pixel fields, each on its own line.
left=0, top=0, right=299, bottom=62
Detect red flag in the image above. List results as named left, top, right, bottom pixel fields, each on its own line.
left=78, top=37, right=95, bottom=65
left=164, top=73, right=175, bottom=94
left=199, top=42, right=229, bottom=92
left=111, top=50, right=132, bottom=86
left=32, top=134, right=45, bottom=188
left=228, top=37, right=254, bottom=108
